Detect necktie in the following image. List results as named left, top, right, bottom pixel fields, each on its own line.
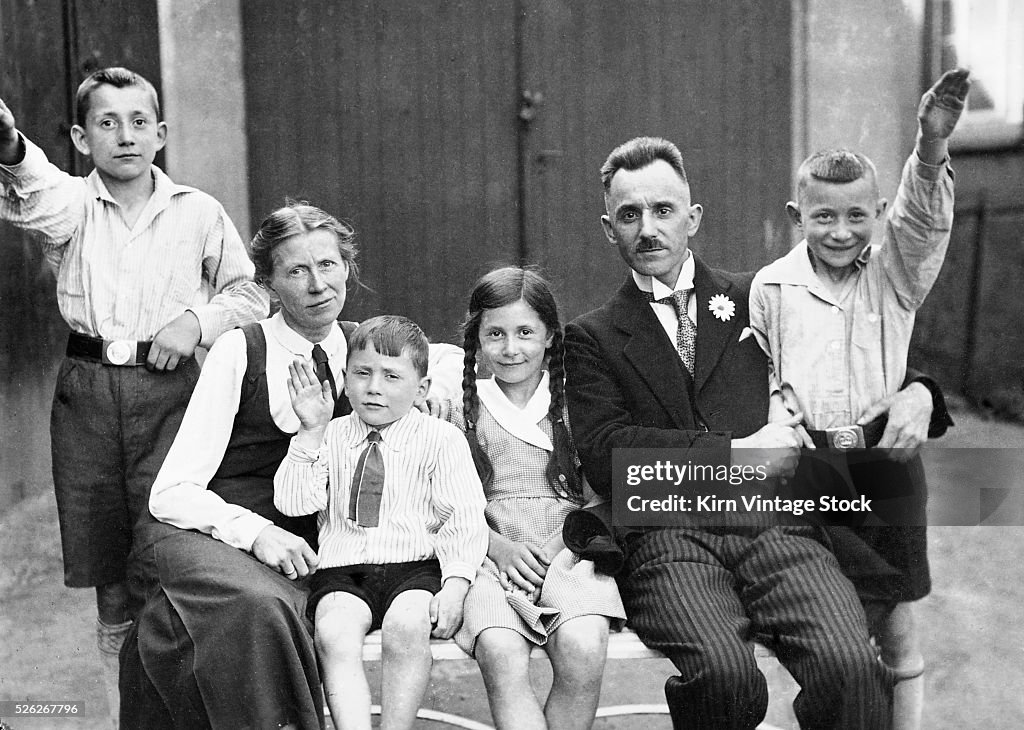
left=348, top=430, right=384, bottom=527
left=311, top=344, right=338, bottom=402
left=651, top=289, right=696, bottom=374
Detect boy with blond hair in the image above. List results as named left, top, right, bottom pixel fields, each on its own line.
left=750, top=68, right=970, bottom=730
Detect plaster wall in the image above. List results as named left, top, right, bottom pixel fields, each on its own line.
left=157, top=0, right=251, bottom=239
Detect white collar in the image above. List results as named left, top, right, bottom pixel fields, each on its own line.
left=476, top=372, right=553, bottom=452
left=265, top=311, right=347, bottom=362
left=631, top=250, right=695, bottom=298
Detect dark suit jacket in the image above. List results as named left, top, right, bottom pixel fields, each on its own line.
left=565, top=255, right=769, bottom=501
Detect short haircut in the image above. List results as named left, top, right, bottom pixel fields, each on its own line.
left=349, top=315, right=429, bottom=378
left=795, top=149, right=879, bottom=202
left=600, top=136, right=688, bottom=191
left=250, top=202, right=360, bottom=288
left=75, top=67, right=160, bottom=124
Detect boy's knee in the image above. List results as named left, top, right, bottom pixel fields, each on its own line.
left=315, top=593, right=372, bottom=661
left=381, top=596, right=432, bottom=650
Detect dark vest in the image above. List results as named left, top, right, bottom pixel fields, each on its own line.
left=208, top=321, right=358, bottom=547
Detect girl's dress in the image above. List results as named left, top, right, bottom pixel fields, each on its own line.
left=446, top=373, right=625, bottom=655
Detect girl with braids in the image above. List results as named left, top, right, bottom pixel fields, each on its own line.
left=443, top=266, right=624, bottom=730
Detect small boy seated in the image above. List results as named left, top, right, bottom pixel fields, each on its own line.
left=750, top=68, right=970, bottom=730
left=274, top=314, right=488, bottom=730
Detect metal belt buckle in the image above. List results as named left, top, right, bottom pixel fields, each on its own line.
left=825, top=425, right=865, bottom=451
left=103, top=339, right=137, bottom=366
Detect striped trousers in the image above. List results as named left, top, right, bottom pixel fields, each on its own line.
left=621, top=526, right=892, bottom=730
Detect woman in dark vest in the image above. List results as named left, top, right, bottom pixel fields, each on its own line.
left=122, top=203, right=462, bottom=729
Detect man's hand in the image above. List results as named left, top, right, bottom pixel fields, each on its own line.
left=917, top=68, right=971, bottom=163
left=857, top=382, right=932, bottom=462
left=488, top=531, right=549, bottom=593
left=769, top=384, right=815, bottom=449
left=732, top=413, right=803, bottom=478
left=251, top=524, right=319, bottom=579
left=148, top=311, right=202, bottom=371
left=0, top=97, right=23, bottom=165
left=429, top=577, right=470, bottom=639
left=287, top=359, right=334, bottom=439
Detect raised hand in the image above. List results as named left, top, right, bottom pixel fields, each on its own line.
left=0, top=97, right=24, bottom=165
left=915, top=68, right=971, bottom=164
left=918, top=68, right=971, bottom=141
left=287, top=359, right=334, bottom=432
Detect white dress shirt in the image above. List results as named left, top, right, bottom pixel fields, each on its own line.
left=631, top=250, right=697, bottom=346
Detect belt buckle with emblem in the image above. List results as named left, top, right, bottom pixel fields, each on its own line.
left=825, top=425, right=865, bottom=451
left=103, top=339, right=136, bottom=366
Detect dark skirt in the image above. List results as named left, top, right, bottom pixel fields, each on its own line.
left=122, top=523, right=323, bottom=730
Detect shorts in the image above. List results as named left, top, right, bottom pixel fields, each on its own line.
left=307, top=559, right=442, bottom=630
left=50, top=355, right=200, bottom=591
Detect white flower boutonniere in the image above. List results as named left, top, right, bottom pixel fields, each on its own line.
left=708, top=294, right=736, bottom=322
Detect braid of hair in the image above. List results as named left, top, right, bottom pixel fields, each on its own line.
left=545, top=328, right=584, bottom=502
left=461, top=327, right=494, bottom=489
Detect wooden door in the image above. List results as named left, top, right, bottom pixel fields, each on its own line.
left=243, top=1, right=792, bottom=337
left=518, top=0, right=793, bottom=320
left=243, top=0, right=521, bottom=341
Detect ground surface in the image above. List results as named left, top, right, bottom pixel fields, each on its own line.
left=1, top=408, right=1022, bottom=729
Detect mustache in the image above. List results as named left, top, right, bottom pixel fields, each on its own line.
left=636, top=239, right=662, bottom=252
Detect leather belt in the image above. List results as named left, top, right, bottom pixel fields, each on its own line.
left=806, top=415, right=887, bottom=451
left=66, top=332, right=151, bottom=366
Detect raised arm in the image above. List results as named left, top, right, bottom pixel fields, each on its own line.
left=0, top=96, right=24, bottom=164
left=0, top=99, right=85, bottom=248
left=916, top=68, right=970, bottom=165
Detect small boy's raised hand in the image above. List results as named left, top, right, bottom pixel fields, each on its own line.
left=287, top=359, right=334, bottom=437
left=429, top=576, right=470, bottom=639
left=917, top=68, right=971, bottom=163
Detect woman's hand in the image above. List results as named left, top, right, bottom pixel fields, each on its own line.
left=488, top=531, right=550, bottom=593
left=287, top=359, right=334, bottom=433
left=252, top=525, right=319, bottom=579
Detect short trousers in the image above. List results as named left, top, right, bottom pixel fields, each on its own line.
left=50, top=355, right=200, bottom=591
left=307, top=559, right=442, bottom=630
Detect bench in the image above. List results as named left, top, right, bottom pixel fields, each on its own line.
left=349, top=629, right=792, bottom=729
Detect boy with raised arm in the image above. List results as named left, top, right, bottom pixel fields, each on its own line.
left=750, top=68, right=970, bottom=730
left=0, top=67, right=265, bottom=724
left=275, top=315, right=487, bottom=730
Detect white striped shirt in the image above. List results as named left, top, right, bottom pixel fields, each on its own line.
left=275, top=408, right=488, bottom=583
left=0, top=134, right=267, bottom=344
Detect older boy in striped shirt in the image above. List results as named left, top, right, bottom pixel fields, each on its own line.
left=0, top=67, right=266, bottom=724
left=275, top=315, right=488, bottom=730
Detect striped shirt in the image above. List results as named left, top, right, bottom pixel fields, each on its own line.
left=275, top=408, right=488, bottom=582
left=0, top=134, right=266, bottom=344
